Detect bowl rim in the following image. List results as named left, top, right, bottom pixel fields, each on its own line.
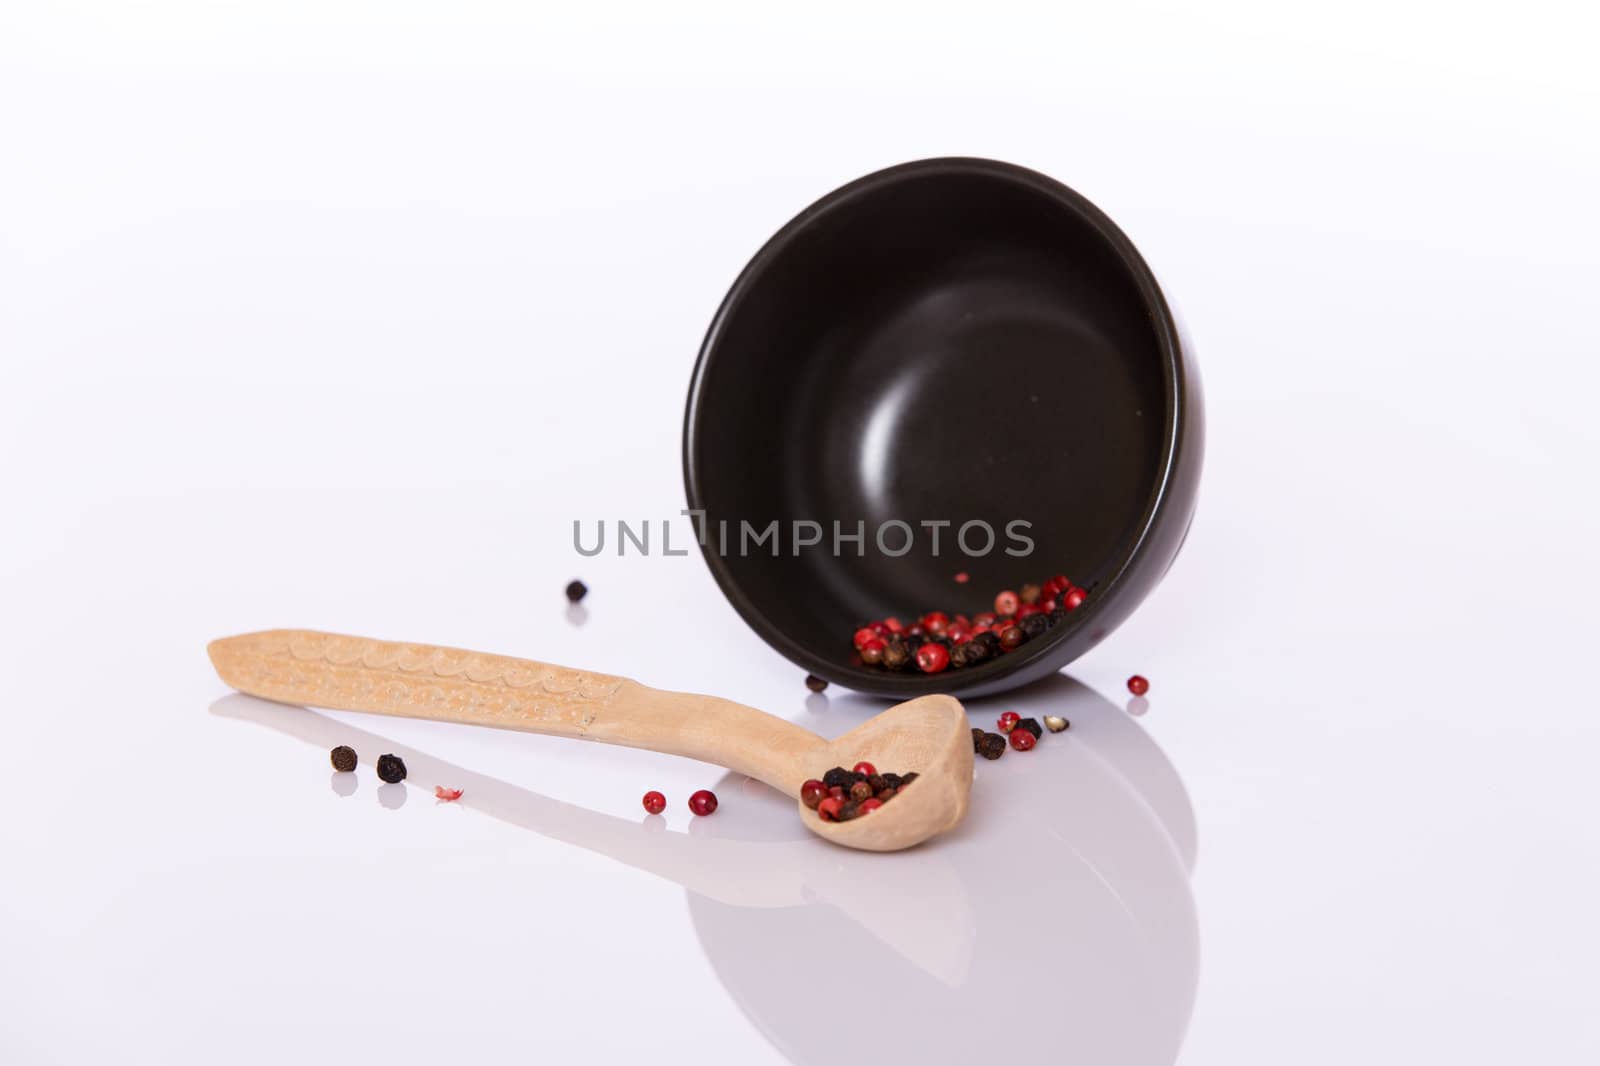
left=682, top=156, right=1191, bottom=697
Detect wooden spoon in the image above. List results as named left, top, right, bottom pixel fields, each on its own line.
left=207, top=629, right=974, bottom=851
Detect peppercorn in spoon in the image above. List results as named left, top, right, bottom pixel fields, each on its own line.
left=208, top=630, right=973, bottom=852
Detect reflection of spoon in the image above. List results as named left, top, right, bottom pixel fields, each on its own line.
left=209, top=629, right=973, bottom=851
left=210, top=670, right=1199, bottom=1066
left=692, top=675, right=1199, bottom=1065
left=208, top=694, right=975, bottom=982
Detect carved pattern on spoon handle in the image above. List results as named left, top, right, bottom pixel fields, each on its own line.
left=210, top=630, right=628, bottom=734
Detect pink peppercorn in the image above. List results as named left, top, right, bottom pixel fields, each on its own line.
left=1127, top=675, right=1150, bottom=696
left=688, top=789, right=718, bottom=816
left=642, top=790, right=666, bottom=815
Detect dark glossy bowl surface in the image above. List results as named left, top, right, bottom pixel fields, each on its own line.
left=684, top=158, right=1202, bottom=698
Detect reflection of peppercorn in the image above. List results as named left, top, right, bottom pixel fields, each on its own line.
left=376, top=754, right=407, bottom=783
left=329, top=746, right=357, bottom=773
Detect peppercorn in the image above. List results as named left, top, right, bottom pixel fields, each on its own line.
left=688, top=789, right=718, bottom=816
left=853, top=761, right=877, bottom=776
left=329, top=745, right=357, bottom=773
left=882, top=639, right=912, bottom=671
left=829, top=785, right=847, bottom=801
left=998, top=624, right=1024, bottom=650
left=853, top=626, right=878, bottom=649
left=977, top=733, right=1007, bottom=760
left=1009, top=728, right=1036, bottom=751
left=860, top=639, right=886, bottom=665
left=375, top=754, right=406, bottom=783
left=1020, top=613, right=1050, bottom=640
left=805, top=673, right=829, bottom=693
left=875, top=786, right=897, bottom=801
left=1044, top=715, right=1069, bottom=732
left=961, top=635, right=993, bottom=666
left=823, top=767, right=855, bottom=790
left=857, top=798, right=883, bottom=815
left=818, top=796, right=844, bottom=822
left=915, top=642, right=950, bottom=673
left=1063, top=587, right=1086, bottom=610
left=642, top=790, right=667, bottom=815
left=882, top=772, right=903, bottom=789
left=1015, top=717, right=1043, bottom=740
left=994, top=590, right=1020, bottom=615
left=866, top=773, right=887, bottom=792
left=1020, top=583, right=1041, bottom=605
left=997, top=711, right=1020, bottom=733
left=1128, top=675, right=1150, bottom=696
left=898, top=772, right=918, bottom=786
left=800, top=779, right=827, bottom=809
left=849, top=781, right=874, bottom=802
left=565, top=579, right=588, bottom=603
left=840, top=800, right=861, bottom=821
left=972, top=727, right=986, bottom=752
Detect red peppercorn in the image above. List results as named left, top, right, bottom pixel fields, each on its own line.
left=946, top=624, right=972, bottom=644
left=921, top=611, right=949, bottom=636
left=857, top=798, right=883, bottom=814
left=973, top=611, right=996, bottom=628
left=1063, top=587, right=1086, bottom=610
left=688, top=789, right=718, bottom=816
left=915, top=642, right=950, bottom=673
left=853, top=626, right=878, bottom=649
left=954, top=571, right=970, bottom=583
left=997, top=711, right=1020, bottom=733
left=1127, top=675, right=1150, bottom=696
left=1009, top=728, right=1036, bottom=751
left=860, top=637, right=887, bottom=665
left=1016, top=602, right=1044, bottom=618
left=800, top=779, right=827, bottom=809
left=882, top=617, right=904, bottom=634
left=829, top=785, right=847, bottom=801
left=1043, top=574, right=1070, bottom=597
left=817, top=796, right=844, bottom=822
left=642, top=790, right=666, bottom=815
left=994, top=590, right=1019, bottom=615
left=852, top=761, right=877, bottom=776
left=1040, top=597, right=1058, bottom=613
left=998, top=624, right=1024, bottom=650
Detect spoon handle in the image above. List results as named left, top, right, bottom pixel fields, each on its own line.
left=207, top=629, right=824, bottom=790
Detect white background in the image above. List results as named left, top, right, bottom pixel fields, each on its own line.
left=3, top=2, right=1598, bottom=1063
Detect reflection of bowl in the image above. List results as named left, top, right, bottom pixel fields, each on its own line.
left=687, top=676, right=1197, bottom=1065
left=684, top=158, right=1204, bottom=698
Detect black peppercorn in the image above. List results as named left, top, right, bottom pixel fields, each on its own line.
left=866, top=773, right=887, bottom=792
left=823, top=766, right=855, bottom=790
left=977, top=733, right=1007, bottom=760
left=971, top=727, right=985, bottom=752
left=329, top=745, right=357, bottom=773
left=876, top=786, right=897, bottom=801
left=840, top=800, right=861, bottom=821
left=564, top=579, right=587, bottom=603
left=849, top=780, right=874, bottom=802
left=1015, top=717, right=1043, bottom=740
left=804, top=674, right=829, bottom=693
left=1020, top=613, right=1050, bottom=640
left=375, top=753, right=407, bottom=783
left=882, top=772, right=903, bottom=789
left=898, top=772, right=918, bottom=786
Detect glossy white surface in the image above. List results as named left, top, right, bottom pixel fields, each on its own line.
left=3, top=3, right=1599, bottom=1063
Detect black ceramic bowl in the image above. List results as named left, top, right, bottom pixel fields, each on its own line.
left=683, top=158, right=1202, bottom=698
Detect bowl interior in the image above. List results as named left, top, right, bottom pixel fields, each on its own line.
left=685, top=160, right=1173, bottom=695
